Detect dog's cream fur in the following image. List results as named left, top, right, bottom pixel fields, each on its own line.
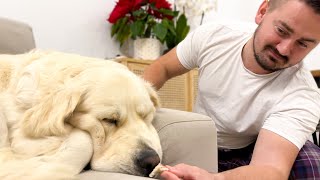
left=0, top=50, right=162, bottom=179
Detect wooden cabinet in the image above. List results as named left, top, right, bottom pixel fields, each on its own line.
left=312, top=70, right=320, bottom=87
left=116, top=58, right=198, bottom=112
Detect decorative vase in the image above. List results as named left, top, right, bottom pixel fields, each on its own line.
left=133, top=38, right=162, bottom=60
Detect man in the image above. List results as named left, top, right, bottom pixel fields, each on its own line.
left=143, top=0, right=320, bottom=179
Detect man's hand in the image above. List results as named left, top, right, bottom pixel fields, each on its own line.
left=160, top=164, right=216, bottom=180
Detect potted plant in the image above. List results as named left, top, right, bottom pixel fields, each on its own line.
left=108, top=0, right=190, bottom=59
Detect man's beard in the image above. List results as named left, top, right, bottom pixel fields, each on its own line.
left=252, top=26, right=289, bottom=73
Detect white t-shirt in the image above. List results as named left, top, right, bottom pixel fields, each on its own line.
left=177, top=22, right=320, bottom=149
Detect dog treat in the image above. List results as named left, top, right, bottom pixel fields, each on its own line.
left=149, top=163, right=169, bottom=178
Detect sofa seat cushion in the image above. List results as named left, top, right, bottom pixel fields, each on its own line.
left=78, top=171, right=152, bottom=180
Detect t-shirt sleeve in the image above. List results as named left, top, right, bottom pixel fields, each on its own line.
left=176, top=30, right=199, bottom=70
left=176, top=23, right=217, bottom=70
left=262, top=77, right=320, bottom=149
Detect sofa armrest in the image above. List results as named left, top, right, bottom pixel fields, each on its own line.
left=0, top=17, right=36, bottom=54
left=152, top=108, right=218, bottom=173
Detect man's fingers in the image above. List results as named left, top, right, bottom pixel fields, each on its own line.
left=167, top=165, right=196, bottom=179
left=161, top=164, right=198, bottom=180
left=160, top=171, right=181, bottom=180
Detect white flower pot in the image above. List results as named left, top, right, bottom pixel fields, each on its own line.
left=133, top=38, right=162, bottom=60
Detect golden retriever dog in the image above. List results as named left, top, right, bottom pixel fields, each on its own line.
left=0, top=50, right=162, bottom=180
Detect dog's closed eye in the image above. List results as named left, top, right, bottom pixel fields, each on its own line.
left=102, top=118, right=118, bottom=126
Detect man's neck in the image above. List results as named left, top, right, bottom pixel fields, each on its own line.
left=242, top=38, right=271, bottom=75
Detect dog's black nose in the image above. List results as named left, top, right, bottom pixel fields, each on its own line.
left=136, top=148, right=160, bottom=176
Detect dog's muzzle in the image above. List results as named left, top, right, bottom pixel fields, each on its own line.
left=135, top=147, right=160, bottom=177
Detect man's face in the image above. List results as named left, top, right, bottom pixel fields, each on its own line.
left=253, top=0, right=320, bottom=73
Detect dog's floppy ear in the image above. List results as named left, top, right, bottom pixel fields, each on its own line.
left=21, top=87, right=82, bottom=138
left=144, top=81, right=161, bottom=108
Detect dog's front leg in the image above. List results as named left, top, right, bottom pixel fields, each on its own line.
left=0, top=111, right=9, bottom=148
left=48, top=129, right=94, bottom=173
left=0, top=129, right=93, bottom=180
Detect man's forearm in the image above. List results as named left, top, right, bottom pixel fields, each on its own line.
left=143, top=61, right=169, bottom=90
left=214, top=165, right=287, bottom=180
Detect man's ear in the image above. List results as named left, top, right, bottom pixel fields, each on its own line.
left=144, top=81, right=161, bottom=108
left=21, top=87, right=82, bottom=138
left=255, top=0, right=269, bottom=24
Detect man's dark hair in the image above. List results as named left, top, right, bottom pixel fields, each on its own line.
left=268, top=0, right=320, bottom=14
left=303, top=0, right=320, bottom=14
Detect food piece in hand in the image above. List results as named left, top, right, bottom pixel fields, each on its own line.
left=149, top=163, right=169, bottom=178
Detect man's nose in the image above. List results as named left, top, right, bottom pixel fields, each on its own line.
left=276, top=39, right=294, bottom=57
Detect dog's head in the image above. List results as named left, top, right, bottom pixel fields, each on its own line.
left=21, top=62, right=162, bottom=176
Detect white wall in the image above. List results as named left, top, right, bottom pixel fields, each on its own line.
left=0, top=0, right=119, bottom=59
left=0, top=0, right=319, bottom=69
left=216, top=0, right=261, bottom=22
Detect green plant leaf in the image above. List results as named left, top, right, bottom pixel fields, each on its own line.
left=132, top=9, right=147, bottom=20
left=116, top=26, right=131, bottom=46
left=146, top=15, right=156, bottom=25
left=111, top=22, right=118, bottom=37
left=176, top=14, right=187, bottom=35
left=179, top=25, right=190, bottom=43
left=162, top=19, right=176, bottom=36
left=176, top=14, right=190, bottom=42
left=111, top=17, right=128, bottom=37
left=130, top=20, right=144, bottom=39
left=114, top=17, right=131, bottom=45
left=173, top=10, right=180, bottom=17
left=158, top=8, right=177, bottom=17
left=165, top=30, right=176, bottom=49
left=153, top=23, right=167, bottom=43
left=144, top=15, right=156, bottom=38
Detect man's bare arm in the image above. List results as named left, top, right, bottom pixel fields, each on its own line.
left=215, top=129, right=299, bottom=179
left=143, top=47, right=190, bottom=90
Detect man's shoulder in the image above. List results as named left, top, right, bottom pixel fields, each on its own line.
left=280, top=62, right=318, bottom=90
left=198, top=21, right=257, bottom=34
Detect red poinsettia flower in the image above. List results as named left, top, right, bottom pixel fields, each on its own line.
left=149, top=0, right=171, bottom=9
left=108, top=0, right=144, bottom=23
left=148, top=0, right=173, bottom=20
